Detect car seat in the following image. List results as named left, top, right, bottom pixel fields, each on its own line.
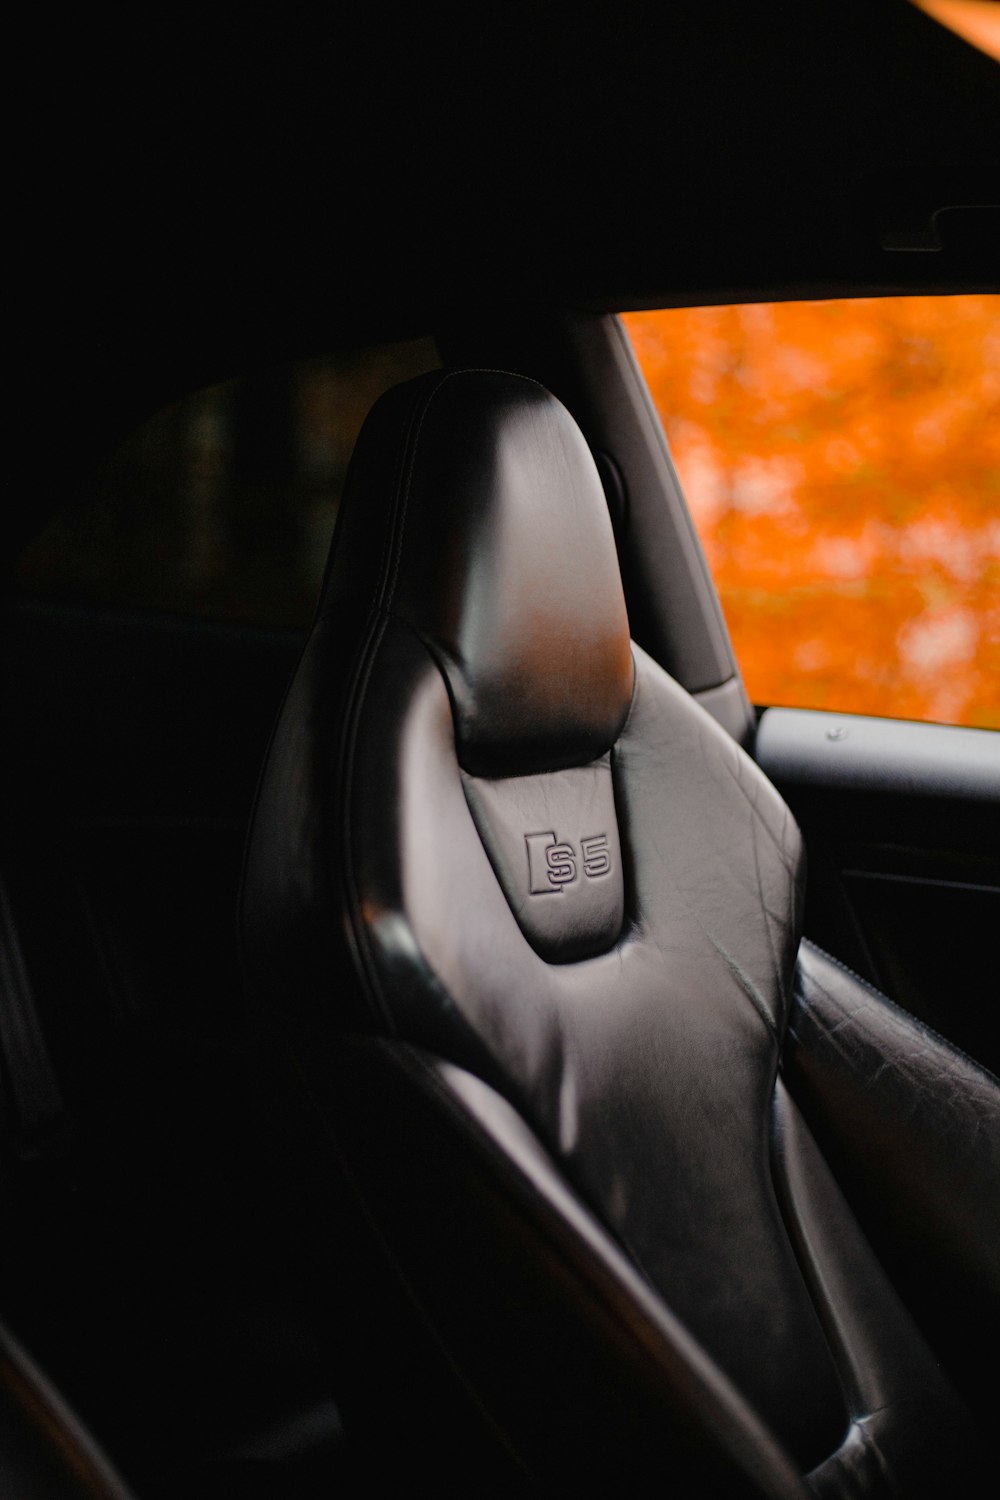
left=240, top=369, right=997, bottom=1496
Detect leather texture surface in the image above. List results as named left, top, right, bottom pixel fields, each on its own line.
left=787, top=941, right=1000, bottom=1311
left=298, top=1034, right=809, bottom=1497
left=784, top=939, right=1000, bottom=1437
left=241, top=370, right=987, bottom=1495
left=321, top=369, right=634, bottom=778
left=462, top=752, right=624, bottom=962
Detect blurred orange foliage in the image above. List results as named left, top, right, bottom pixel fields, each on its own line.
left=623, top=297, right=1000, bottom=728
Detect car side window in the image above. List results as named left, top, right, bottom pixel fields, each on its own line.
left=16, top=338, right=440, bottom=629
left=623, top=297, right=999, bottom=730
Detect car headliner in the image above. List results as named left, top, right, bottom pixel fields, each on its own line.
left=12, top=0, right=999, bottom=553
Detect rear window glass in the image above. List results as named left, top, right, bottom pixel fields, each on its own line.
left=16, top=338, right=440, bottom=629
left=623, top=296, right=999, bottom=729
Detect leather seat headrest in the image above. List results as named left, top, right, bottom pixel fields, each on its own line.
left=323, top=369, right=634, bottom=776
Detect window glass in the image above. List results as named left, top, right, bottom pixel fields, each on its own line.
left=623, top=297, right=999, bottom=729
left=16, top=338, right=440, bottom=629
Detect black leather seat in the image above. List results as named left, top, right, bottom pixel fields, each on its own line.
left=240, top=370, right=998, bottom=1496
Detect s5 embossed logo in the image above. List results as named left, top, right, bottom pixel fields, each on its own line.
left=525, top=831, right=612, bottom=894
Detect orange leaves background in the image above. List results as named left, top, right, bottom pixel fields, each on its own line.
left=623, top=297, right=1000, bottom=728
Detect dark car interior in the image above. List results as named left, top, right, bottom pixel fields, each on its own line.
left=3, top=3, right=998, bottom=1495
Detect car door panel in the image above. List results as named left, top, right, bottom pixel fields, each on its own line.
left=757, top=707, right=1000, bottom=1073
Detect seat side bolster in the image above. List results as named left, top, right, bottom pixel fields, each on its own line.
left=785, top=940, right=1000, bottom=1304
left=770, top=1079, right=981, bottom=1494
left=782, top=940, right=1000, bottom=1428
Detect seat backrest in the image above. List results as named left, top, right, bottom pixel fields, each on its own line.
left=241, top=370, right=978, bottom=1496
